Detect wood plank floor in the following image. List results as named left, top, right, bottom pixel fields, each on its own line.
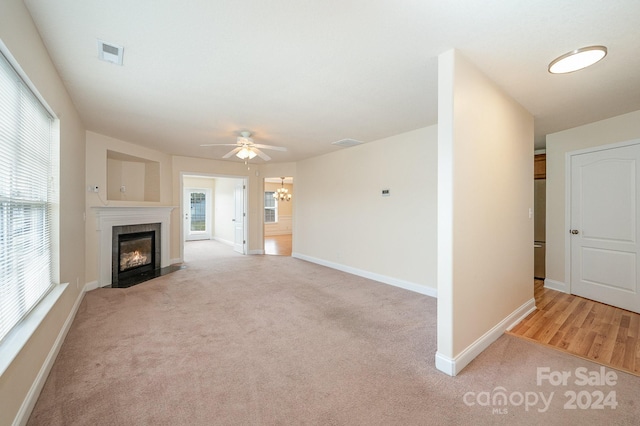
left=264, top=234, right=292, bottom=256
left=507, top=279, right=640, bottom=376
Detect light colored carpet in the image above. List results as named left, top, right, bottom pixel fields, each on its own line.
left=27, top=241, right=640, bottom=425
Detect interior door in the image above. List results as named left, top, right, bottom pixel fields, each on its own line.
left=570, top=143, right=640, bottom=313
left=184, top=188, right=211, bottom=241
left=233, top=182, right=246, bottom=254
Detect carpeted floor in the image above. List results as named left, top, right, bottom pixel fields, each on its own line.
left=27, top=241, right=640, bottom=425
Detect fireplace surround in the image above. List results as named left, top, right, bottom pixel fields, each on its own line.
left=93, top=206, right=174, bottom=287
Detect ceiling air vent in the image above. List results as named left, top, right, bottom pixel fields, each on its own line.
left=332, top=138, right=363, bottom=148
left=97, top=39, right=124, bottom=65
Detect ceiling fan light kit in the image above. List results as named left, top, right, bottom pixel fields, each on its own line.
left=200, top=130, right=287, bottom=163
left=236, top=146, right=257, bottom=160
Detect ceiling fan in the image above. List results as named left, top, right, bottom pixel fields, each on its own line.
left=200, top=131, right=286, bottom=161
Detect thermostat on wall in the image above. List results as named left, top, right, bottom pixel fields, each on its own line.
left=381, top=189, right=390, bottom=197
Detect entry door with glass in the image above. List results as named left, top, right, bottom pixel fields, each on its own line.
left=184, top=188, right=211, bottom=241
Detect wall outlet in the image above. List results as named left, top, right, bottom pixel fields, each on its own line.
left=120, top=185, right=126, bottom=193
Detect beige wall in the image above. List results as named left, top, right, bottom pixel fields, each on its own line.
left=546, top=110, right=640, bottom=288
left=437, top=50, right=533, bottom=371
left=85, top=131, right=173, bottom=282
left=0, top=0, right=87, bottom=422
left=294, top=126, right=437, bottom=289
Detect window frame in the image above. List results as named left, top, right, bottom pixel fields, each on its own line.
left=0, top=39, right=61, bottom=373
left=264, top=191, right=278, bottom=223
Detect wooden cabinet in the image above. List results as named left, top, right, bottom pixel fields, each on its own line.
left=534, top=154, right=546, bottom=179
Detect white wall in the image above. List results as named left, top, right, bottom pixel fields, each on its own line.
left=546, top=110, right=640, bottom=290
left=294, top=126, right=437, bottom=293
left=436, top=49, right=534, bottom=375
left=0, top=0, right=86, bottom=422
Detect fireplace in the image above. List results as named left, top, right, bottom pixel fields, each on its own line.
left=93, top=206, right=175, bottom=289
left=111, top=223, right=161, bottom=288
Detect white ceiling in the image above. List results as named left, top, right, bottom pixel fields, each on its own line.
left=24, top=0, right=640, bottom=163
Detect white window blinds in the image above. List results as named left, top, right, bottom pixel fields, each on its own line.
left=264, top=191, right=276, bottom=223
left=0, top=49, right=56, bottom=343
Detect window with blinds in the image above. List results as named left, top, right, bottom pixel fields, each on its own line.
left=264, top=191, right=277, bottom=223
left=0, top=49, right=57, bottom=343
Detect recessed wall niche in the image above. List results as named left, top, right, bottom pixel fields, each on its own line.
left=107, top=150, right=161, bottom=202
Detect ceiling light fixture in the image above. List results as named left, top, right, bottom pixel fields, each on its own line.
left=548, top=45, right=607, bottom=74
left=274, top=177, right=292, bottom=202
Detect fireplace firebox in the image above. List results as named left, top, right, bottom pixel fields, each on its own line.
left=119, top=231, right=155, bottom=274
left=112, top=223, right=161, bottom=288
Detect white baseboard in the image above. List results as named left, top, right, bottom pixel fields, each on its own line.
left=212, top=237, right=234, bottom=246
left=248, top=249, right=264, bottom=255
left=544, top=279, right=567, bottom=293
left=13, top=286, right=86, bottom=426
left=83, top=280, right=99, bottom=292
left=170, top=257, right=183, bottom=265
left=435, top=297, right=536, bottom=376
left=291, top=252, right=437, bottom=298
left=435, top=352, right=456, bottom=376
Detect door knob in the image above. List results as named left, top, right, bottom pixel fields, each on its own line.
left=570, top=229, right=579, bottom=234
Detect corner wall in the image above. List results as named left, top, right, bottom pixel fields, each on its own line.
left=545, top=110, right=640, bottom=290
left=294, top=126, right=438, bottom=294
left=0, top=0, right=87, bottom=423
left=436, top=49, right=534, bottom=375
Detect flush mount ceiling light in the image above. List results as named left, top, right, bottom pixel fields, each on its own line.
left=548, top=45, right=607, bottom=74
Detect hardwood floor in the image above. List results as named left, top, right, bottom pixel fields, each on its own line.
left=507, top=279, right=640, bottom=376
left=264, top=234, right=292, bottom=256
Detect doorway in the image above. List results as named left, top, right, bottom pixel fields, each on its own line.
left=181, top=174, right=247, bottom=262
left=263, top=177, right=293, bottom=256
left=568, top=141, right=640, bottom=314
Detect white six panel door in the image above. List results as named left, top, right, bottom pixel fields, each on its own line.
left=570, top=143, right=640, bottom=314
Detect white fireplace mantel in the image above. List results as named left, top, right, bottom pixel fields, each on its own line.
left=92, top=206, right=175, bottom=287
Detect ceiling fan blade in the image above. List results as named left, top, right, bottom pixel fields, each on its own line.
left=252, top=143, right=287, bottom=152
left=222, top=147, right=242, bottom=158
left=200, top=143, right=241, bottom=147
left=252, top=148, right=271, bottom=161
